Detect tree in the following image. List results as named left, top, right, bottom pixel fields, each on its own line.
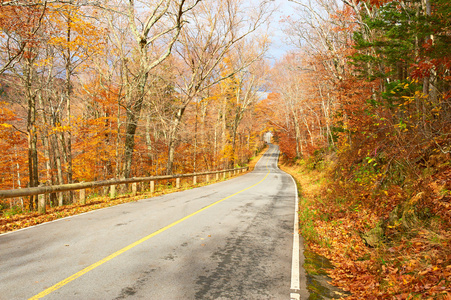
left=105, top=0, right=200, bottom=179
left=227, top=60, right=269, bottom=167
left=0, top=101, right=27, bottom=209
left=164, top=0, right=272, bottom=174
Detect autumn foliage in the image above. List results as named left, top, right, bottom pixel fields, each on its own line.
left=0, top=0, right=271, bottom=212
left=274, top=0, right=450, bottom=298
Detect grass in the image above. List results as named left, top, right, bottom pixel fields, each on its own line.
left=280, top=160, right=325, bottom=245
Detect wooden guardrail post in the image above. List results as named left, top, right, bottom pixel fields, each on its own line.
left=38, top=193, right=46, bottom=214
left=206, top=174, right=210, bottom=182
left=110, top=185, right=116, bottom=198
left=80, top=189, right=86, bottom=205
left=176, top=178, right=180, bottom=189
left=150, top=181, right=155, bottom=193
left=132, top=183, right=137, bottom=196
left=58, top=193, right=63, bottom=206
left=193, top=176, right=197, bottom=185
left=216, top=173, right=219, bottom=181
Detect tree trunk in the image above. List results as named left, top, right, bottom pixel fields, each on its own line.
left=123, top=72, right=148, bottom=178
left=193, top=103, right=198, bottom=172
left=145, top=114, right=154, bottom=171
left=65, top=15, right=73, bottom=202
left=25, top=57, right=39, bottom=210
left=51, top=115, right=65, bottom=206
left=293, top=112, right=302, bottom=158
left=123, top=110, right=139, bottom=178
left=214, top=112, right=219, bottom=170
left=38, top=94, right=57, bottom=206
left=230, top=108, right=244, bottom=168
left=166, top=107, right=185, bottom=175
left=221, top=96, right=228, bottom=169
left=14, top=146, right=24, bottom=210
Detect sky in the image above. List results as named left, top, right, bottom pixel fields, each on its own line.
left=266, top=0, right=298, bottom=61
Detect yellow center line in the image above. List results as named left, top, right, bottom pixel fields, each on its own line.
left=29, top=149, right=273, bottom=300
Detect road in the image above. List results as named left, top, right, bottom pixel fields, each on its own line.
left=0, top=144, right=308, bottom=299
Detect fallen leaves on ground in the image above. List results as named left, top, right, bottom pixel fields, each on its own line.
left=0, top=148, right=269, bottom=234
left=280, top=162, right=451, bottom=299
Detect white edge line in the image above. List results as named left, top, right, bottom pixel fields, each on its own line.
left=289, top=173, right=301, bottom=291
left=272, top=144, right=301, bottom=292
left=290, top=292, right=301, bottom=300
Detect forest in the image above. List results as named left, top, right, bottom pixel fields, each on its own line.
left=1, top=0, right=450, bottom=297
left=273, top=0, right=450, bottom=298
left=0, top=0, right=272, bottom=210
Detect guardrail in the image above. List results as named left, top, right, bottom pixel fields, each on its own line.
left=0, top=167, right=249, bottom=213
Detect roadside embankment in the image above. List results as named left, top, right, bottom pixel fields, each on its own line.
left=280, top=156, right=451, bottom=299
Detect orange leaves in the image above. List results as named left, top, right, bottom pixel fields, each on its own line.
left=306, top=206, right=381, bottom=297
left=0, top=102, right=27, bottom=191
left=72, top=116, right=118, bottom=181
left=279, top=0, right=451, bottom=297
left=276, top=131, right=297, bottom=160
left=0, top=5, right=42, bottom=38
left=283, top=160, right=451, bottom=299
left=69, top=76, right=124, bottom=181
left=377, top=234, right=451, bottom=297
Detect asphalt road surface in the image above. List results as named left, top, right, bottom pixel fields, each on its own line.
left=0, top=144, right=308, bottom=299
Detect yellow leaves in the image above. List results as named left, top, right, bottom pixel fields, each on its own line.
left=414, top=90, right=423, bottom=97
left=34, top=57, right=53, bottom=67
left=43, top=6, right=106, bottom=58
left=52, top=125, right=71, bottom=133
left=0, top=123, right=12, bottom=128
left=401, top=95, right=414, bottom=104
left=48, top=36, right=66, bottom=47
left=221, top=144, right=233, bottom=160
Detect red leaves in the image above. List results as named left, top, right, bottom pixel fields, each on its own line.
left=283, top=160, right=451, bottom=299
left=411, top=56, right=451, bottom=80
left=411, top=60, right=435, bottom=79
left=353, top=0, right=401, bottom=8
left=276, top=131, right=297, bottom=160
